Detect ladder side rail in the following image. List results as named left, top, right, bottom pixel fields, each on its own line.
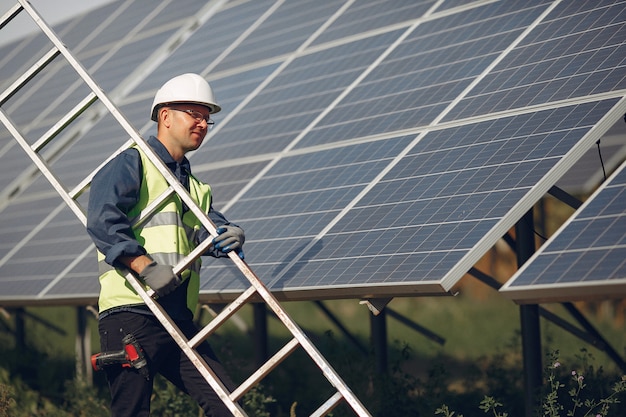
left=0, top=109, right=87, bottom=225
left=230, top=337, right=300, bottom=402
left=20, top=0, right=226, bottom=259
left=0, top=47, right=59, bottom=106
left=0, top=3, right=22, bottom=29
left=118, top=142, right=371, bottom=412
left=15, top=2, right=299, bottom=321
left=125, top=111, right=371, bottom=413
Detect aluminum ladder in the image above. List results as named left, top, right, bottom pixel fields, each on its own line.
left=0, top=1, right=371, bottom=416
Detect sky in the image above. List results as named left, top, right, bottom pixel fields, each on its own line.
left=1, top=0, right=114, bottom=45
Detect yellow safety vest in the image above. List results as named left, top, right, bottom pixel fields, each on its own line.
left=97, top=146, right=212, bottom=313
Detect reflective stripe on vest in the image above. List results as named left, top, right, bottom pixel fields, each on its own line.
left=97, top=146, right=212, bottom=313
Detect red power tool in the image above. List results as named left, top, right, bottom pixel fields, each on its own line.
left=91, top=333, right=149, bottom=379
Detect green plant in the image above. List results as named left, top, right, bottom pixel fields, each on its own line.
left=0, top=382, right=15, bottom=417
left=60, top=379, right=108, bottom=417
left=542, top=350, right=626, bottom=417
left=439, top=350, right=626, bottom=417
left=149, top=374, right=200, bottom=417
left=479, top=396, right=508, bottom=417
left=242, top=383, right=276, bottom=417
left=435, top=404, right=463, bottom=417
left=543, top=352, right=564, bottom=417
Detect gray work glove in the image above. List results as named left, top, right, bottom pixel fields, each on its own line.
left=212, top=225, right=245, bottom=259
left=138, top=261, right=181, bottom=297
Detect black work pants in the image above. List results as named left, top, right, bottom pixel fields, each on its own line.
left=98, top=311, right=236, bottom=417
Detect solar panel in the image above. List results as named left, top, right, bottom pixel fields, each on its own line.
left=500, top=160, right=626, bottom=303
left=200, top=100, right=620, bottom=300
left=1, top=0, right=625, bottom=306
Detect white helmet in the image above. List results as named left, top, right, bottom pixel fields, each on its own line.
left=150, top=73, right=221, bottom=121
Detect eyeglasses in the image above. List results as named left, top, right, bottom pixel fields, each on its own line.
left=169, top=108, right=214, bottom=129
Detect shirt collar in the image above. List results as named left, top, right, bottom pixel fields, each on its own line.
left=148, top=135, right=191, bottom=172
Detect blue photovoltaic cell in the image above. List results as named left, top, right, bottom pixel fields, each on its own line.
left=446, top=1, right=626, bottom=121
left=199, top=31, right=402, bottom=162
left=297, top=0, right=550, bottom=148
left=213, top=0, right=345, bottom=72
left=228, top=136, right=414, bottom=244
left=501, top=162, right=626, bottom=302
left=310, top=0, right=436, bottom=46
left=128, top=0, right=277, bottom=95
left=0, top=198, right=94, bottom=300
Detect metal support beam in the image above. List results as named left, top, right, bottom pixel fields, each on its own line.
left=75, top=306, right=92, bottom=384
left=14, top=307, right=25, bottom=350
left=369, top=309, right=387, bottom=374
left=253, top=303, right=268, bottom=368
left=314, top=301, right=368, bottom=355
left=470, top=267, right=626, bottom=373
left=385, top=308, right=445, bottom=346
left=562, top=302, right=626, bottom=372
left=516, top=209, right=542, bottom=417
left=548, top=185, right=583, bottom=210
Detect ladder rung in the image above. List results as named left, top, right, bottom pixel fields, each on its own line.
left=130, top=186, right=176, bottom=228
left=172, top=230, right=217, bottom=276
left=0, top=3, right=22, bottom=30
left=0, top=47, right=60, bottom=106
left=311, top=392, right=343, bottom=417
left=32, top=92, right=98, bottom=152
left=230, top=337, right=300, bottom=401
left=189, top=286, right=258, bottom=348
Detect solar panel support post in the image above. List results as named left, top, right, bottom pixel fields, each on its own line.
left=75, top=306, right=92, bottom=385
left=253, top=303, right=269, bottom=368
left=1, top=2, right=373, bottom=415
left=516, top=209, right=542, bottom=417
left=14, top=307, right=25, bottom=351
left=369, top=308, right=387, bottom=374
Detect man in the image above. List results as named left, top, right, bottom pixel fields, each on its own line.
left=87, top=73, right=244, bottom=417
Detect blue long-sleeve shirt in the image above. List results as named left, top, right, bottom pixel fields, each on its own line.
left=87, top=135, right=231, bottom=268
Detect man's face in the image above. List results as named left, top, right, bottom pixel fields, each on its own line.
left=165, top=103, right=211, bottom=154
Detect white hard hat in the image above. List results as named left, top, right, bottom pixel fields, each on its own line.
left=150, top=73, right=221, bottom=121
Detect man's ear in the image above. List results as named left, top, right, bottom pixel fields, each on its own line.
left=159, top=107, right=172, bottom=128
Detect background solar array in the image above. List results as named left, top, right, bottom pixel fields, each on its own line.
left=1, top=0, right=625, bottom=305
left=501, top=160, right=626, bottom=303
